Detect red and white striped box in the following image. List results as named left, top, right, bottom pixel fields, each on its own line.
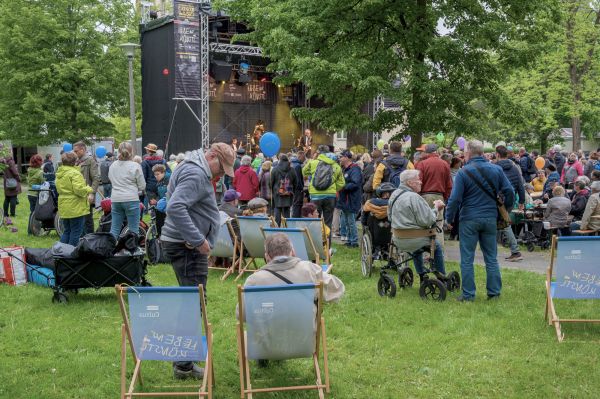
left=0, top=246, right=27, bottom=286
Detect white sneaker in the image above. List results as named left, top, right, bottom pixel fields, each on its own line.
left=341, top=236, right=348, bottom=241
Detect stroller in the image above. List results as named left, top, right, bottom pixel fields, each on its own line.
left=29, top=182, right=63, bottom=237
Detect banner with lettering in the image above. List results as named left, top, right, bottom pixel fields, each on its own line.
left=173, top=0, right=201, bottom=99
left=128, top=288, right=206, bottom=361
left=554, top=237, right=600, bottom=299
left=209, top=80, right=275, bottom=104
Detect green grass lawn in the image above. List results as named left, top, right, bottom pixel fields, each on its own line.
left=1, top=193, right=599, bottom=398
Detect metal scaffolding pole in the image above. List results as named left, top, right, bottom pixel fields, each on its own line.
left=372, top=95, right=384, bottom=149
left=199, top=1, right=210, bottom=149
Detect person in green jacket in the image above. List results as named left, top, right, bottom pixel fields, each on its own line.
left=302, top=145, right=345, bottom=228
left=27, top=154, right=45, bottom=214
left=56, top=152, right=94, bottom=246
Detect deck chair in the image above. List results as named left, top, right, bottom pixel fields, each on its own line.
left=261, top=227, right=329, bottom=272
left=284, top=218, right=331, bottom=271
left=116, top=285, right=213, bottom=398
left=236, top=282, right=330, bottom=399
left=237, top=216, right=275, bottom=280
left=209, top=215, right=240, bottom=280
left=545, top=236, right=600, bottom=342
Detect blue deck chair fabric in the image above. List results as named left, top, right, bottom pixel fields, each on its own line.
left=211, top=218, right=235, bottom=259
left=237, top=216, right=273, bottom=260
left=262, top=228, right=310, bottom=261
left=243, top=284, right=317, bottom=360
left=285, top=218, right=328, bottom=263
left=552, top=236, right=600, bottom=299
left=126, top=287, right=206, bottom=361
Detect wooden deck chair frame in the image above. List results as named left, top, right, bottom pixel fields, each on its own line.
left=236, top=283, right=330, bottom=399
left=208, top=220, right=241, bottom=281
left=236, top=216, right=276, bottom=281
left=544, top=235, right=600, bottom=342
left=259, top=227, right=319, bottom=264
left=283, top=217, right=331, bottom=267
left=116, top=284, right=214, bottom=398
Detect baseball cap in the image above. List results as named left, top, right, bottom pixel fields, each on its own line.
left=424, top=144, right=438, bottom=153
left=236, top=147, right=246, bottom=155
left=210, top=143, right=235, bottom=177
left=223, top=189, right=241, bottom=202
left=340, top=149, right=353, bottom=159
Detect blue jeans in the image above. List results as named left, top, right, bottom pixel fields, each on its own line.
left=110, top=201, right=140, bottom=239
left=459, top=218, right=502, bottom=299
left=102, top=183, right=112, bottom=198
left=412, top=241, right=446, bottom=276
left=498, top=225, right=519, bottom=254
left=340, top=211, right=358, bottom=245
left=61, top=216, right=86, bottom=246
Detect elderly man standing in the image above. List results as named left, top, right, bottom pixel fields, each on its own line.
left=388, top=170, right=447, bottom=285
left=73, top=141, right=99, bottom=234
left=446, top=140, right=514, bottom=302
left=415, top=144, right=452, bottom=245
left=161, top=143, right=234, bottom=380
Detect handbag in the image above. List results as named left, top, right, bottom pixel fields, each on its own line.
left=5, top=178, right=18, bottom=189
left=463, top=165, right=511, bottom=230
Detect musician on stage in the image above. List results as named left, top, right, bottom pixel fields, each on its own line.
left=249, top=120, right=265, bottom=156
left=297, top=128, right=313, bottom=156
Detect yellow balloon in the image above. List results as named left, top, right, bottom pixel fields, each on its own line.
left=377, top=139, right=385, bottom=150
left=534, top=157, right=545, bottom=170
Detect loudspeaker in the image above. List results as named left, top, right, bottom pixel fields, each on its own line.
left=210, top=60, right=233, bottom=82
left=237, top=73, right=251, bottom=84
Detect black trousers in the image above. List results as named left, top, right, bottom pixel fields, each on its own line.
left=83, top=205, right=94, bottom=235
left=3, top=195, right=17, bottom=217
left=274, top=206, right=290, bottom=226
left=312, top=197, right=336, bottom=229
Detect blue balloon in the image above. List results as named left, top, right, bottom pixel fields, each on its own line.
left=63, top=143, right=73, bottom=152
left=259, top=132, right=281, bottom=158
left=95, top=146, right=107, bottom=158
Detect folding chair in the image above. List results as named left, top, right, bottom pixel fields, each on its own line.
left=545, top=236, right=600, bottom=342
left=116, top=285, right=213, bottom=398
left=209, top=218, right=241, bottom=280
left=236, top=216, right=275, bottom=280
left=237, top=282, right=330, bottom=399
left=261, top=227, right=330, bottom=272
left=284, top=218, right=332, bottom=271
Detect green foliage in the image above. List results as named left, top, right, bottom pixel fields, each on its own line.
left=220, top=0, right=559, bottom=148
left=0, top=0, right=137, bottom=146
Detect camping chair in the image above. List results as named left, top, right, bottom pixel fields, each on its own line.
left=283, top=218, right=332, bottom=272
left=236, top=216, right=275, bottom=280
left=236, top=282, right=330, bottom=399
left=261, top=227, right=329, bottom=273
left=209, top=218, right=240, bottom=280
left=545, top=236, right=600, bottom=342
left=116, top=285, right=213, bottom=398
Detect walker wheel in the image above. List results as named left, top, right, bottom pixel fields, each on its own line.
left=360, top=232, right=373, bottom=278
left=527, top=243, right=535, bottom=252
left=419, top=279, right=447, bottom=301
left=445, top=271, right=461, bottom=292
left=52, top=292, right=68, bottom=304
left=377, top=274, right=396, bottom=298
left=398, top=266, right=414, bottom=288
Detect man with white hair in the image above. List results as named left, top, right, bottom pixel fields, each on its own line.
left=387, top=169, right=447, bottom=285
left=446, top=140, right=514, bottom=302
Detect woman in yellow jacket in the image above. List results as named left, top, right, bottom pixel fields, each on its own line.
left=531, top=170, right=547, bottom=192
left=56, top=152, right=94, bottom=246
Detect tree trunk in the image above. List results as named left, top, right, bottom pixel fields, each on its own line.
left=409, top=0, right=429, bottom=152
left=571, top=114, right=581, bottom=152
left=540, top=132, right=548, bottom=155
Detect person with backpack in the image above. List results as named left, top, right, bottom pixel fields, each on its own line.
left=336, top=150, right=362, bottom=247
left=560, top=152, right=584, bottom=187
left=518, top=148, right=536, bottom=183
left=302, top=145, right=345, bottom=229
left=99, top=152, right=114, bottom=198
left=270, top=154, right=298, bottom=225
left=290, top=151, right=306, bottom=218
left=372, top=141, right=412, bottom=190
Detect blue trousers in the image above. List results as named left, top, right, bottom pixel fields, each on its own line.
left=458, top=218, right=502, bottom=299
left=110, top=201, right=140, bottom=239
left=340, top=210, right=358, bottom=245
left=412, top=241, right=446, bottom=275
left=61, top=216, right=86, bottom=246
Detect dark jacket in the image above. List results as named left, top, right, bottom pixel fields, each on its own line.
left=382, top=154, right=409, bottom=183
left=142, top=156, right=169, bottom=193
left=362, top=162, right=376, bottom=201
left=554, top=152, right=566, bottom=176
left=42, top=160, right=55, bottom=182
left=519, top=153, right=534, bottom=182
left=290, top=157, right=305, bottom=204
left=3, top=158, right=21, bottom=196
left=496, top=159, right=525, bottom=205
left=100, top=159, right=113, bottom=184
left=570, top=189, right=590, bottom=220
left=270, top=160, right=298, bottom=208
left=446, top=156, right=515, bottom=223
left=336, top=163, right=363, bottom=213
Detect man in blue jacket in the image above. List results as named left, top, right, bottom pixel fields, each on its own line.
left=446, top=140, right=514, bottom=302
left=336, top=150, right=362, bottom=247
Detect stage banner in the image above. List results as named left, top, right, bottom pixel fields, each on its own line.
left=173, top=0, right=201, bottom=99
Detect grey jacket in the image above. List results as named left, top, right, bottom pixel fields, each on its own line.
left=77, top=153, right=99, bottom=192
left=580, top=193, right=600, bottom=231
left=544, top=196, right=571, bottom=227
left=388, top=184, right=439, bottom=253
left=161, top=150, right=219, bottom=248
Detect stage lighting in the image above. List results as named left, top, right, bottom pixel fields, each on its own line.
left=237, top=59, right=251, bottom=85
left=210, top=60, right=233, bottom=82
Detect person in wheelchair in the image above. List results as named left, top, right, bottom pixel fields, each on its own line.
left=361, top=183, right=396, bottom=260
left=388, top=170, right=447, bottom=284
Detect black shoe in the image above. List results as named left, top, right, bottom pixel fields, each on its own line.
left=487, top=294, right=501, bottom=301
left=505, top=252, right=523, bottom=262
left=456, top=295, right=474, bottom=302
left=257, top=359, right=269, bottom=368
left=173, top=364, right=204, bottom=380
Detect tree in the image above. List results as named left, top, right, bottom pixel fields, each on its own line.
left=0, top=0, right=136, bottom=146
left=221, top=0, right=558, bottom=149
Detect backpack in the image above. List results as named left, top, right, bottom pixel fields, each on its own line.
left=526, top=156, right=536, bottom=175
left=277, top=175, right=293, bottom=196
left=312, top=161, right=333, bottom=190
left=564, top=164, right=579, bottom=183
left=594, top=161, right=600, bottom=172
left=383, top=160, right=407, bottom=188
